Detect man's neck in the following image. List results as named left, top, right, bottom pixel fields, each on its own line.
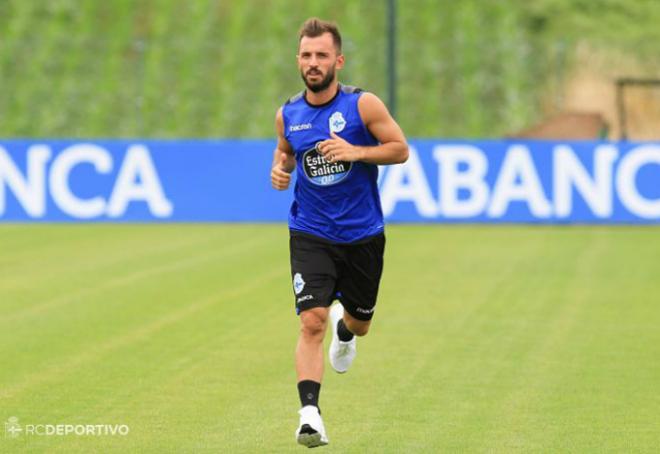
left=305, top=81, right=340, bottom=106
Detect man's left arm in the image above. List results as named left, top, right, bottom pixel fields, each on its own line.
left=317, top=92, right=408, bottom=165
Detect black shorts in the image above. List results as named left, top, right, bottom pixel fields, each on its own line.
left=289, top=230, right=385, bottom=321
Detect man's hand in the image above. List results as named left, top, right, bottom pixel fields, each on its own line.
left=271, top=152, right=294, bottom=190
left=317, top=132, right=364, bottom=163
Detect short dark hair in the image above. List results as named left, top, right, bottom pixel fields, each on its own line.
left=298, top=18, right=342, bottom=53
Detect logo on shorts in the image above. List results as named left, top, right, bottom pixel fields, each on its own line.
left=293, top=273, right=305, bottom=295
left=329, top=111, right=346, bottom=133
left=297, top=295, right=313, bottom=303
left=356, top=307, right=374, bottom=314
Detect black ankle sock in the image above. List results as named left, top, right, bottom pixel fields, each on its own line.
left=337, top=318, right=355, bottom=342
left=298, top=380, right=321, bottom=409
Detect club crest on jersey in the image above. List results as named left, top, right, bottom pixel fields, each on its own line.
left=293, top=273, right=305, bottom=295
left=329, top=111, right=346, bottom=133
left=301, top=143, right=352, bottom=186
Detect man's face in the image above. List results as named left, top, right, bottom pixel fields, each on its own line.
left=297, top=33, right=344, bottom=93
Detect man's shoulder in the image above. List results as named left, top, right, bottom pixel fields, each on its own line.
left=339, top=84, right=364, bottom=95
left=284, top=90, right=305, bottom=106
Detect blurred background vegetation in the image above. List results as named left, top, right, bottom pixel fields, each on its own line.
left=0, top=0, right=658, bottom=138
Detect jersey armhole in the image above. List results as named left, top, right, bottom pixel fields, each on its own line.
left=356, top=92, right=380, bottom=145
left=281, top=105, right=291, bottom=143
left=281, top=91, right=304, bottom=144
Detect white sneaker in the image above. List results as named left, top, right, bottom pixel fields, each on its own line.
left=295, top=405, right=329, bottom=448
left=329, top=303, right=357, bottom=373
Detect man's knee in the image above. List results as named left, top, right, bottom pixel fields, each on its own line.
left=300, top=308, right=328, bottom=340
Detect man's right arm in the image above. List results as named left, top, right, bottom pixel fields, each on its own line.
left=271, top=107, right=296, bottom=191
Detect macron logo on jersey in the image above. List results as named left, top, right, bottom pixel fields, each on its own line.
left=289, top=123, right=312, bottom=132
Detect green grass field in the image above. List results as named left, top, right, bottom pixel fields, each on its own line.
left=1, top=224, right=659, bottom=452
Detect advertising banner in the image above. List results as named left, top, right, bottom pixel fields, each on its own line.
left=0, top=140, right=658, bottom=223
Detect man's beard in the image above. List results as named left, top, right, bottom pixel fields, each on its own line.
left=301, top=66, right=336, bottom=93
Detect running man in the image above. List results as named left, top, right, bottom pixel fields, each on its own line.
left=270, top=17, right=408, bottom=448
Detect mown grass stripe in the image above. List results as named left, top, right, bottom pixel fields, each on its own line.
left=0, top=265, right=285, bottom=402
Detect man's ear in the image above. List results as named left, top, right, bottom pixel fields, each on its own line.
left=336, top=54, right=345, bottom=70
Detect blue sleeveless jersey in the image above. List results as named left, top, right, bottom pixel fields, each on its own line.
left=282, top=85, right=384, bottom=243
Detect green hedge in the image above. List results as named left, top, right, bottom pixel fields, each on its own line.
left=0, top=0, right=657, bottom=138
